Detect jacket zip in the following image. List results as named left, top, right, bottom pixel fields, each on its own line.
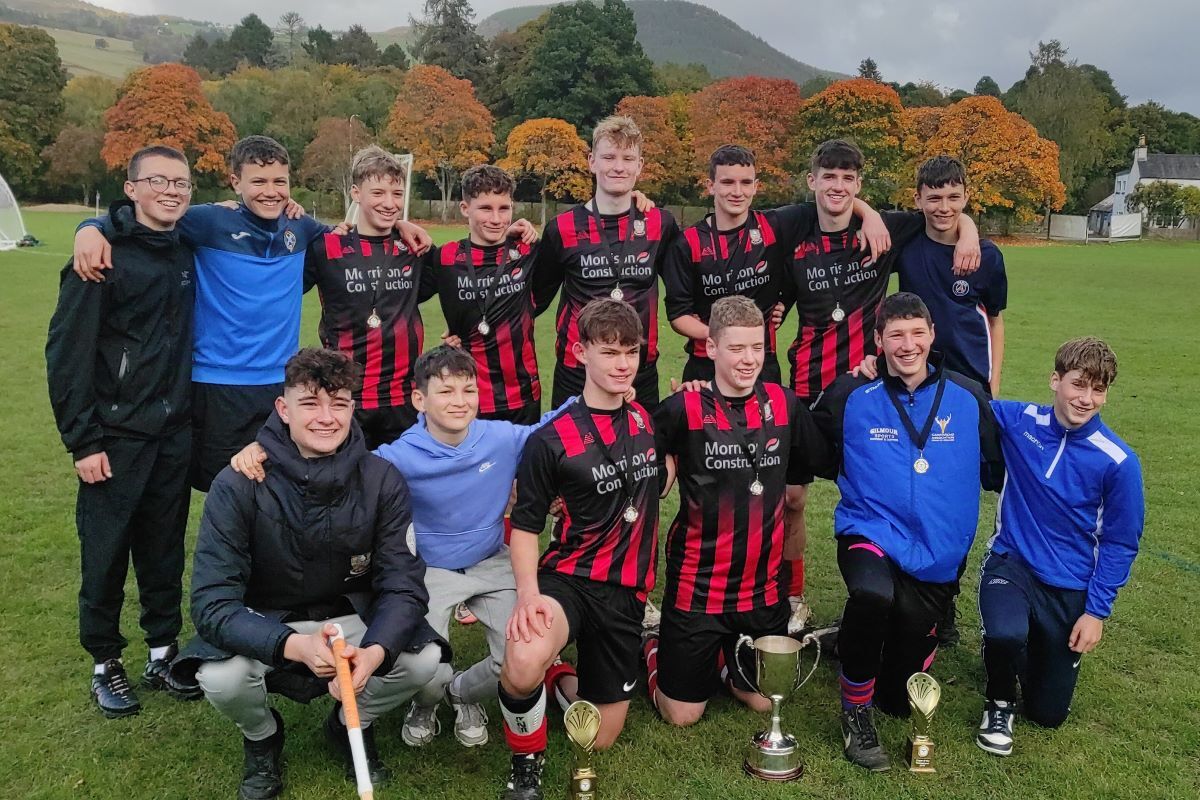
left=112, top=347, right=129, bottom=411
left=1045, top=434, right=1068, bottom=479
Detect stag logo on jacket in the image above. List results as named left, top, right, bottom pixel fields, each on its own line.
left=283, top=230, right=297, bottom=253
left=347, top=553, right=372, bottom=579
left=931, top=414, right=955, bottom=443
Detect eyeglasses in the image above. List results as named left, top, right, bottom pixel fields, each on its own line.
left=131, top=175, right=193, bottom=194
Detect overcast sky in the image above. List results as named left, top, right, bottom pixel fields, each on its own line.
left=91, top=0, right=1199, bottom=116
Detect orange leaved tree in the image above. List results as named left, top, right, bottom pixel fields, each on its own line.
left=498, top=118, right=589, bottom=226
left=384, top=64, right=494, bottom=221
left=900, top=96, right=1066, bottom=222
left=687, top=77, right=804, bottom=202
left=794, top=78, right=908, bottom=205
left=101, top=63, right=236, bottom=177
left=614, top=94, right=692, bottom=201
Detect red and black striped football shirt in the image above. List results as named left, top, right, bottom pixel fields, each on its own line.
left=305, top=231, right=434, bottom=410
left=510, top=401, right=660, bottom=598
left=537, top=204, right=679, bottom=370
left=653, top=383, right=825, bottom=613
left=433, top=239, right=542, bottom=415
left=664, top=209, right=800, bottom=359
left=781, top=211, right=925, bottom=401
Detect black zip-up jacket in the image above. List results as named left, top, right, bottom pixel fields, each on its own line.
left=46, top=199, right=194, bottom=460
left=182, top=412, right=444, bottom=692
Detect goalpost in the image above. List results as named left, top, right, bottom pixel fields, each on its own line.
left=0, top=172, right=28, bottom=251
left=342, top=152, right=415, bottom=226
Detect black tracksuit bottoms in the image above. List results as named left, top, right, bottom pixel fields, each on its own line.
left=76, top=427, right=191, bottom=662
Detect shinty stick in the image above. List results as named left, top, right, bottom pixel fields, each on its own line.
left=329, top=624, right=375, bottom=800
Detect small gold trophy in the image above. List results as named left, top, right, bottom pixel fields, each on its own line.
left=564, top=700, right=601, bottom=800
left=905, top=672, right=941, bottom=773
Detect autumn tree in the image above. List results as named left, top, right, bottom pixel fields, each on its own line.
left=687, top=76, right=804, bottom=202
left=62, top=75, right=119, bottom=128
left=103, top=63, right=236, bottom=177
left=385, top=64, right=494, bottom=221
left=614, top=94, right=691, bottom=201
left=900, top=96, right=1066, bottom=222
left=0, top=24, right=69, bottom=191
left=300, top=116, right=373, bottom=213
left=654, top=62, right=713, bottom=94
left=499, top=118, right=589, bottom=225
left=42, top=125, right=107, bottom=205
left=795, top=78, right=908, bottom=205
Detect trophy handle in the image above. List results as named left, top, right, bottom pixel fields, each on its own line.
left=793, top=633, right=822, bottom=693
left=733, top=634, right=758, bottom=695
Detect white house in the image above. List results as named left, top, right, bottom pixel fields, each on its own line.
left=1112, top=136, right=1200, bottom=220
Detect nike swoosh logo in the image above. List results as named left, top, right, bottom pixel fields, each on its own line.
left=623, top=680, right=637, bottom=692
left=231, top=231, right=251, bottom=240
left=1072, top=657, right=1082, bottom=669
left=479, top=462, right=495, bottom=473
left=843, top=730, right=853, bottom=750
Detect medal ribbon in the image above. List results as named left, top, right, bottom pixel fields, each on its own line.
left=707, top=212, right=764, bottom=297
left=883, top=369, right=947, bottom=463
left=464, top=241, right=510, bottom=329
left=352, top=229, right=396, bottom=325
left=576, top=403, right=640, bottom=518
left=710, top=384, right=768, bottom=485
left=588, top=201, right=641, bottom=297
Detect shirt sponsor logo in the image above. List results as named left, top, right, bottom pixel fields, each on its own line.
left=755, top=260, right=769, bottom=274
left=869, top=427, right=899, bottom=442
left=510, top=267, right=524, bottom=281
left=1022, top=431, right=1045, bottom=450
left=953, top=279, right=970, bottom=297
left=765, top=437, right=781, bottom=453
left=283, top=230, right=297, bottom=252
left=401, top=264, right=413, bottom=277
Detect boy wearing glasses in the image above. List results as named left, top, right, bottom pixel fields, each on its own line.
left=47, top=146, right=200, bottom=718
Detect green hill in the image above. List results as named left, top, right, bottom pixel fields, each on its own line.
left=40, top=25, right=143, bottom=80
left=370, top=26, right=414, bottom=50
left=478, top=0, right=841, bottom=85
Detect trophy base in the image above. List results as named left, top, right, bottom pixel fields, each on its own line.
left=743, top=732, right=804, bottom=782
left=906, top=736, right=936, bottom=774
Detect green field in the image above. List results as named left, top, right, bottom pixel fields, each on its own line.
left=2, top=210, right=1198, bottom=799
left=41, top=25, right=143, bottom=80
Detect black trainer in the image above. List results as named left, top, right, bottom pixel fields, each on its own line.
left=91, top=659, right=141, bottom=718
left=502, top=753, right=545, bottom=800
left=840, top=704, right=891, bottom=772
left=976, top=699, right=1015, bottom=756
left=324, top=704, right=391, bottom=786
left=142, top=643, right=202, bottom=700
left=937, top=600, right=961, bottom=647
left=240, top=709, right=284, bottom=800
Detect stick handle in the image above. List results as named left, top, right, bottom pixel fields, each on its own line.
left=330, top=637, right=361, bottom=730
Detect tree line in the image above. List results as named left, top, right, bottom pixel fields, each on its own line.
left=4, top=0, right=1198, bottom=222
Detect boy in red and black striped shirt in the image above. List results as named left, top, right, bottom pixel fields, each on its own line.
left=536, top=115, right=680, bottom=411
left=304, top=146, right=435, bottom=448
left=497, top=299, right=660, bottom=800
left=645, top=296, right=826, bottom=725
left=430, top=166, right=549, bottom=425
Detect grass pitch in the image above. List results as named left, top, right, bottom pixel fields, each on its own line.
left=1, top=211, right=1198, bottom=799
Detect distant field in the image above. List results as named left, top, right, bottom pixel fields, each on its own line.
left=2, top=210, right=1198, bottom=799
left=40, top=25, right=142, bottom=80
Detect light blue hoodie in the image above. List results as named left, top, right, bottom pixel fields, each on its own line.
left=374, top=399, right=574, bottom=570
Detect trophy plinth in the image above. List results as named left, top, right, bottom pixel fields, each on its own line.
left=564, top=700, right=602, bottom=800
left=905, top=672, right=941, bottom=774
left=735, top=634, right=820, bottom=782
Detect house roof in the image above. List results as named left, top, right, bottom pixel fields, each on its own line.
left=1139, top=154, right=1200, bottom=180
left=1091, top=194, right=1115, bottom=212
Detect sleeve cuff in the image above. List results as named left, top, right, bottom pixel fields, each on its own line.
left=71, top=440, right=105, bottom=460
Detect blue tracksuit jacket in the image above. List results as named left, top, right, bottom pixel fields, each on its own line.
left=82, top=204, right=327, bottom=385
left=988, top=400, right=1144, bottom=619
left=810, top=353, right=1004, bottom=583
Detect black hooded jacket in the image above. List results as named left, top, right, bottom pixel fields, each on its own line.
left=185, top=412, right=442, bottom=684
left=46, top=198, right=194, bottom=459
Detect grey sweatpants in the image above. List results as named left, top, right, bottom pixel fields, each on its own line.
left=197, top=614, right=441, bottom=741
left=415, top=548, right=516, bottom=706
